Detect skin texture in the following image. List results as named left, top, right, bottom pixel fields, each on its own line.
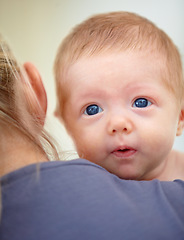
left=62, top=51, right=184, bottom=181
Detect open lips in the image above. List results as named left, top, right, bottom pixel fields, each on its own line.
left=112, top=147, right=137, bottom=158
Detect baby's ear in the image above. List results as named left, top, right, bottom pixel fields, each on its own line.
left=176, top=105, right=184, bottom=136
left=23, top=62, right=47, bottom=125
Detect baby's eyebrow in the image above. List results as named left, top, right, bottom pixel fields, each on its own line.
left=72, top=90, right=108, bottom=107
left=77, top=86, right=109, bottom=97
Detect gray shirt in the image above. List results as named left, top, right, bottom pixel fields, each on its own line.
left=0, top=159, right=184, bottom=239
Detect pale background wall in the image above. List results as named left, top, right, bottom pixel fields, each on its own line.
left=0, top=0, right=183, bottom=157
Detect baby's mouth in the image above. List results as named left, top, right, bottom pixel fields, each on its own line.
left=112, top=147, right=137, bottom=158
left=118, top=149, right=129, bottom=152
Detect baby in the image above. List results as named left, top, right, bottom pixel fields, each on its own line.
left=54, top=11, right=184, bottom=181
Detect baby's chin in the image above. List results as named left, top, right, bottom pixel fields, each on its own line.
left=107, top=166, right=147, bottom=180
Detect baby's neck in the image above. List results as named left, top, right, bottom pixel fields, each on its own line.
left=155, top=149, right=184, bottom=181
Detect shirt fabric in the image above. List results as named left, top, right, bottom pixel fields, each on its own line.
left=0, top=158, right=184, bottom=240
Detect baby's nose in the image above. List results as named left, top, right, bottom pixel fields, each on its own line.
left=107, top=114, right=134, bottom=135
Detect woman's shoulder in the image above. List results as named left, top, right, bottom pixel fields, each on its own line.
left=1, top=158, right=184, bottom=240
left=0, top=159, right=106, bottom=185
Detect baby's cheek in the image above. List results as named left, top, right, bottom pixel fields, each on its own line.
left=142, top=128, right=174, bottom=155
left=80, top=137, right=102, bottom=160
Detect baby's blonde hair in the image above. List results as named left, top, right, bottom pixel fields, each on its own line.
left=0, top=35, right=59, bottom=161
left=54, top=11, right=184, bottom=118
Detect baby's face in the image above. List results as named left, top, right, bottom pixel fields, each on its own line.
left=62, top=52, right=182, bottom=180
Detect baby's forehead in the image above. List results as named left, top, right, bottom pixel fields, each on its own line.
left=65, top=51, right=166, bottom=91
left=67, top=50, right=165, bottom=75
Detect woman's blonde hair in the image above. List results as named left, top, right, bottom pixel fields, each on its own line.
left=54, top=11, right=184, bottom=118
left=0, top=35, right=59, bottom=162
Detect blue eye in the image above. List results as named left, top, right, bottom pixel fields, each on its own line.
left=84, top=104, right=103, bottom=115
left=133, top=98, right=152, bottom=108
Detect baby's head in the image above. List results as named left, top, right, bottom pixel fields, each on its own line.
left=54, top=12, right=184, bottom=180
left=54, top=11, right=184, bottom=119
